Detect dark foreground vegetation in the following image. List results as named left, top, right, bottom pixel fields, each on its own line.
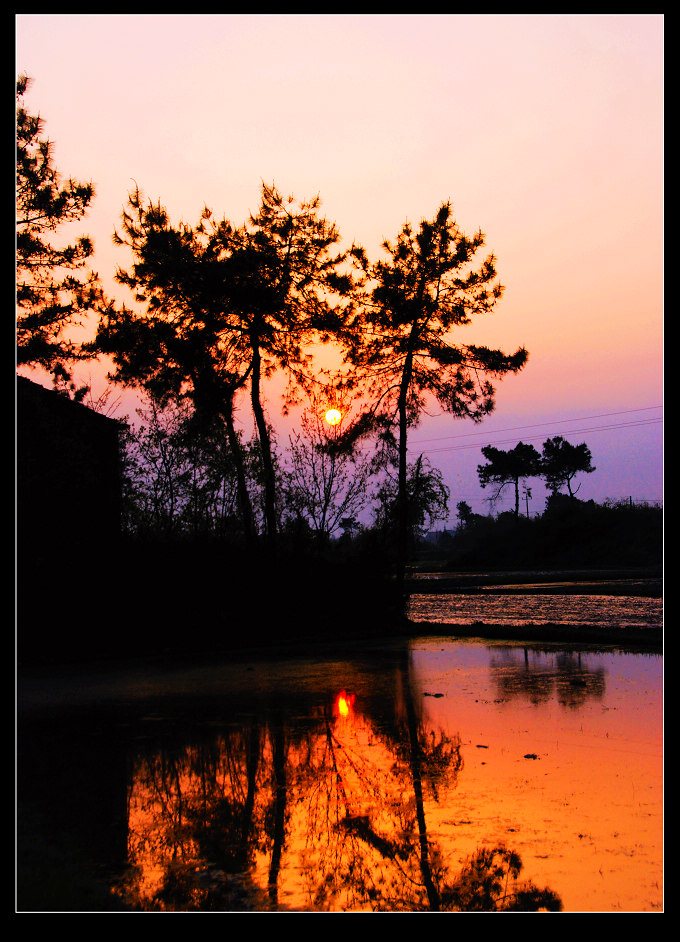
left=18, top=497, right=661, bottom=667
left=18, top=533, right=399, bottom=667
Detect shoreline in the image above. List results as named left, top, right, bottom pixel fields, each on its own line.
left=17, top=618, right=662, bottom=682
left=407, top=619, right=662, bottom=652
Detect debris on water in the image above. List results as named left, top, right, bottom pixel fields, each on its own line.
left=524, top=753, right=539, bottom=760
left=423, top=692, right=444, bottom=697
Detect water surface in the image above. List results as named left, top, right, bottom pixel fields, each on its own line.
left=408, top=593, right=662, bottom=628
left=17, top=637, right=662, bottom=912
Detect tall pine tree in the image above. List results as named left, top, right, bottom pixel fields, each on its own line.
left=16, top=75, right=104, bottom=384
left=344, top=203, right=528, bottom=592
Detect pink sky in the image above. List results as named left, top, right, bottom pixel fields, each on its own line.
left=16, top=14, right=663, bottom=515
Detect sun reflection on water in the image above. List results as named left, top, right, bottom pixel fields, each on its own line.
left=31, top=641, right=657, bottom=912
left=334, top=689, right=355, bottom=719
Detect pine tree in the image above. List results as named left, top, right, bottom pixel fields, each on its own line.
left=95, top=183, right=349, bottom=542
left=477, top=441, right=542, bottom=516
left=16, top=75, right=103, bottom=381
left=344, top=202, right=528, bottom=590
left=541, top=436, right=595, bottom=498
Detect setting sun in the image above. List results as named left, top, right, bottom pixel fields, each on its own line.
left=325, top=408, right=342, bottom=426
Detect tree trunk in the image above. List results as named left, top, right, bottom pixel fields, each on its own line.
left=250, top=338, right=278, bottom=542
left=221, top=392, right=256, bottom=542
left=396, top=341, right=416, bottom=603
left=401, top=648, right=441, bottom=910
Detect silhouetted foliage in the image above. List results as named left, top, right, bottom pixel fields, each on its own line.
left=95, top=183, right=350, bottom=543
left=16, top=76, right=104, bottom=382
left=95, top=187, right=257, bottom=539
left=343, top=203, right=528, bottom=591
left=424, top=498, right=662, bottom=570
left=476, top=436, right=597, bottom=516
left=455, top=500, right=479, bottom=529
left=119, top=396, right=255, bottom=538
left=373, top=455, right=450, bottom=558
left=218, top=185, right=351, bottom=540
left=442, top=845, right=562, bottom=911
left=477, top=441, right=542, bottom=517
left=541, top=435, right=596, bottom=497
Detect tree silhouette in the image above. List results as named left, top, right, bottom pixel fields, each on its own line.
left=541, top=436, right=595, bottom=498
left=119, top=395, right=251, bottom=538
left=96, top=183, right=348, bottom=543
left=16, top=75, right=104, bottom=386
left=456, top=500, right=476, bottom=529
left=218, top=184, right=350, bottom=541
left=477, top=441, right=542, bottom=517
left=344, top=203, right=528, bottom=591
left=94, top=187, right=258, bottom=540
left=373, top=454, right=450, bottom=549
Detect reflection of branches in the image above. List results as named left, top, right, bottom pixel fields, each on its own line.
left=297, top=712, right=409, bottom=910
left=488, top=648, right=606, bottom=708
left=390, top=651, right=560, bottom=912
left=117, top=725, right=269, bottom=910
left=267, top=718, right=287, bottom=906
left=190, top=726, right=262, bottom=874
left=401, top=649, right=441, bottom=910
left=441, top=845, right=562, bottom=912
left=115, top=683, right=561, bottom=912
left=290, top=671, right=470, bottom=912
left=324, top=714, right=406, bottom=864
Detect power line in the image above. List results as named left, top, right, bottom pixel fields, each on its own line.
left=350, top=405, right=662, bottom=459
left=409, top=405, right=662, bottom=447
left=415, top=416, right=662, bottom=455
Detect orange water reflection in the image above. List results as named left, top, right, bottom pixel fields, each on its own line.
left=410, top=642, right=663, bottom=912
left=112, top=642, right=661, bottom=912
left=334, top=689, right=355, bottom=719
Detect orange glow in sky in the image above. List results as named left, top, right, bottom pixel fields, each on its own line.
left=15, top=14, right=663, bottom=511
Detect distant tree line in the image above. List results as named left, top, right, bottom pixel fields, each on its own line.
left=437, top=494, right=662, bottom=570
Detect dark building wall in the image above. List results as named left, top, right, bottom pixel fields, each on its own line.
left=17, top=377, right=122, bottom=554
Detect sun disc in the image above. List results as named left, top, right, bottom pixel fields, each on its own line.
left=325, top=408, right=342, bottom=426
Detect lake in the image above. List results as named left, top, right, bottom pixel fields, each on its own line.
left=17, top=617, right=662, bottom=911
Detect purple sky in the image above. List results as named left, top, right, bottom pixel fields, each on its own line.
left=16, top=14, right=663, bottom=517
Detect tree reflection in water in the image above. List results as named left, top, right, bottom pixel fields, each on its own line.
left=488, top=647, right=606, bottom=708
left=113, top=652, right=561, bottom=911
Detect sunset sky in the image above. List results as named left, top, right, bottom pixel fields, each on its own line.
left=15, top=14, right=664, bottom=517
